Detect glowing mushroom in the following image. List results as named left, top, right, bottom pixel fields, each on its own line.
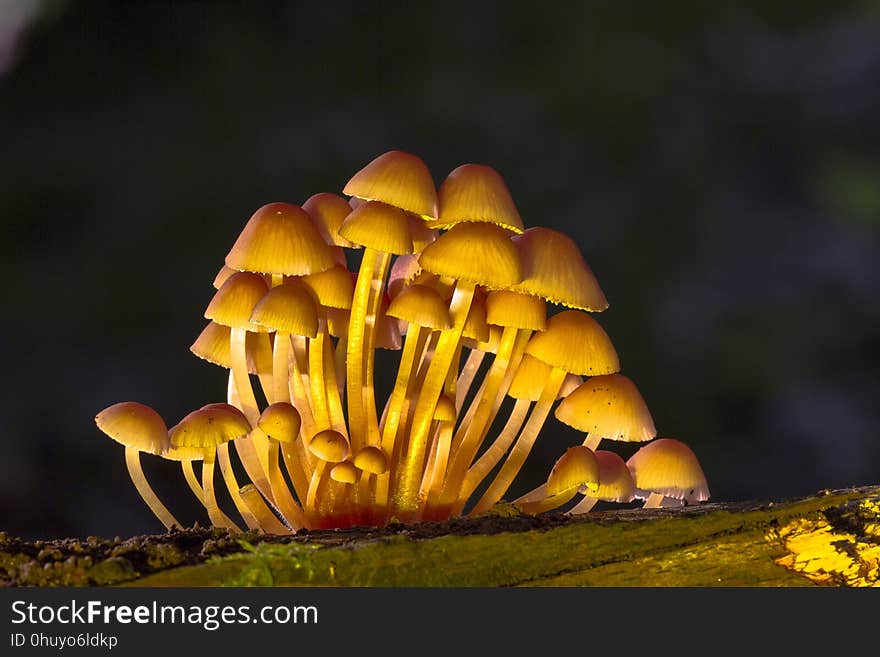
left=626, top=438, right=710, bottom=508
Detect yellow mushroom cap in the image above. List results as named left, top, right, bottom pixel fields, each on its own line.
left=168, top=403, right=251, bottom=449
left=95, top=401, right=169, bottom=456
left=407, top=212, right=439, bottom=251
left=590, top=451, right=636, bottom=502
left=418, top=222, right=522, bottom=288
left=626, top=438, right=710, bottom=503
left=486, top=289, right=547, bottom=331
left=302, top=192, right=359, bottom=248
left=462, top=290, right=489, bottom=342
left=226, top=202, right=336, bottom=276
left=204, top=271, right=271, bottom=332
left=300, top=264, right=355, bottom=310
left=353, top=445, right=389, bottom=475
left=554, top=373, right=656, bottom=443
left=213, top=264, right=260, bottom=290
left=249, top=280, right=319, bottom=338
left=387, top=254, right=422, bottom=300
left=257, top=403, right=302, bottom=443
left=510, top=227, right=608, bottom=311
left=190, top=322, right=273, bottom=375
left=547, top=446, right=600, bottom=497
left=431, top=163, right=524, bottom=234
left=434, top=393, right=457, bottom=422
left=330, top=460, right=359, bottom=484
left=525, top=310, right=620, bottom=376
left=508, top=354, right=578, bottom=401
left=343, top=150, right=438, bottom=219
left=338, top=200, right=414, bottom=255
left=308, top=429, right=349, bottom=462
left=386, top=283, right=451, bottom=330
left=161, top=445, right=210, bottom=462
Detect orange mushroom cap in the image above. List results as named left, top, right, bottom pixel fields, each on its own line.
left=204, top=271, right=271, bottom=333
left=338, top=200, right=414, bottom=255
left=353, top=445, right=389, bottom=475
left=95, top=401, right=169, bottom=456
left=486, top=289, right=547, bottom=331
left=508, top=354, right=582, bottom=401
left=418, top=222, right=522, bottom=289
left=226, top=202, right=336, bottom=276
left=300, top=264, right=355, bottom=310
left=343, top=150, right=438, bottom=219
left=589, top=451, right=636, bottom=502
left=547, top=445, right=600, bottom=497
left=168, top=403, right=251, bottom=449
left=302, top=192, right=359, bottom=249
left=257, top=403, right=302, bottom=443
left=190, top=321, right=274, bottom=375
left=626, top=438, right=710, bottom=503
left=249, top=280, right=319, bottom=338
left=308, top=429, right=350, bottom=463
left=330, top=460, right=359, bottom=484
left=554, top=373, right=656, bottom=443
left=434, top=393, right=457, bottom=423
left=431, top=163, right=524, bottom=233
left=525, top=310, right=620, bottom=376
left=386, top=283, right=452, bottom=330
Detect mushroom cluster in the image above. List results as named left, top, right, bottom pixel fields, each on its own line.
left=95, top=150, right=710, bottom=533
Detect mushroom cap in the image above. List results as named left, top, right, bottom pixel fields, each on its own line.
left=554, top=373, right=656, bottom=443
left=407, top=212, right=439, bottom=251
left=343, top=150, right=438, bottom=219
left=339, top=200, right=414, bottom=255
left=461, top=324, right=504, bottom=353
left=510, top=227, right=608, bottom=311
left=461, top=290, right=489, bottom=342
left=225, top=202, right=336, bottom=276
left=508, top=354, right=581, bottom=401
left=213, top=264, right=266, bottom=290
left=330, top=460, right=359, bottom=484
left=302, top=192, right=359, bottom=249
left=524, top=310, right=619, bottom=376
left=161, top=444, right=210, bottom=462
left=626, top=438, right=710, bottom=503
left=588, top=451, right=636, bottom=502
left=308, top=429, right=349, bottom=462
left=204, top=271, right=271, bottom=332
left=547, top=446, right=600, bottom=497
left=387, top=254, right=422, bottom=300
left=434, top=393, right=457, bottom=423
left=257, top=403, right=302, bottom=443
left=190, top=322, right=274, bottom=375
left=353, top=445, right=389, bottom=475
left=168, top=403, right=251, bottom=449
left=249, top=280, right=319, bottom=338
left=486, top=289, right=547, bottom=331
left=385, top=283, right=452, bottom=330
left=95, top=401, right=169, bottom=456
left=300, top=264, right=355, bottom=310
left=431, top=163, right=524, bottom=234
left=418, top=222, right=522, bottom=289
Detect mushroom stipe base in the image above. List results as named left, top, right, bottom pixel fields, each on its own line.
left=2, top=486, right=876, bottom=587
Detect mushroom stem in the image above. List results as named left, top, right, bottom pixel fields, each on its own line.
left=201, top=450, right=239, bottom=531
left=512, top=483, right=547, bottom=505
left=643, top=492, right=666, bottom=509
left=215, top=442, right=262, bottom=531
left=455, top=348, right=485, bottom=410
left=583, top=433, right=601, bottom=451
left=181, top=459, right=240, bottom=530
left=568, top=495, right=599, bottom=515
left=515, top=488, right=577, bottom=515
left=392, top=281, right=476, bottom=517
left=469, top=366, right=567, bottom=516
left=306, top=461, right=331, bottom=514
left=363, top=251, right=392, bottom=448
left=272, top=330, right=292, bottom=405
left=265, top=436, right=308, bottom=530
left=124, top=446, right=180, bottom=531
left=426, top=420, right=454, bottom=504
left=309, top=321, right=331, bottom=430
left=323, top=326, right=349, bottom=437
left=239, top=484, right=291, bottom=535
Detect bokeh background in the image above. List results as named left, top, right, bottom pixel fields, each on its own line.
left=1, top=1, right=878, bottom=540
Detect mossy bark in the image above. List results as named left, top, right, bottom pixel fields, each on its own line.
left=3, top=486, right=878, bottom=587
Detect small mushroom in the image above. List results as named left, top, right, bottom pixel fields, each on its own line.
left=626, top=438, right=710, bottom=508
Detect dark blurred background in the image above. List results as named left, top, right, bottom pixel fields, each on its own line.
left=1, top=1, right=878, bottom=540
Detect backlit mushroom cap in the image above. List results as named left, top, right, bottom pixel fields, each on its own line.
left=554, top=373, right=656, bottom=443
left=95, top=401, right=169, bottom=456
left=161, top=445, right=210, bottom=462
left=302, top=192, right=359, bottom=248
left=204, top=271, right=271, bottom=332
left=257, top=403, right=302, bottom=443
left=226, top=202, right=336, bottom=276
left=353, top=445, right=388, bottom=475
left=461, top=290, right=489, bottom=342
left=190, top=322, right=274, bottom=375
left=249, top=280, right=319, bottom=338
left=213, top=264, right=263, bottom=290
left=386, top=283, right=452, bottom=330
left=434, top=393, right=457, bottom=423
left=419, top=222, right=522, bottom=289
left=168, top=403, right=251, bottom=449
left=589, top=451, right=636, bottom=502
left=486, top=289, right=547, bottom=331
left=300, top=264, right=355, bottom=310
left=339, top=200, right=414, bottom=255
left=507, top=354, right=568, bottom=401
left=626, top=438, right=710, bottom=503
left=343, top=150, right=438, bottom=219
left=510, top=227, right=608, bottom=311
left=432, top=164, right=524, bottom=234
left=387, top=254, right=422, bottom=300
left=330, top=460, right=359, bottom=484
left=308, top=429, right=349, bottom=463
left=525, top=310, right=619, bottom=376
left=547, top=446, right=600, bottom=497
